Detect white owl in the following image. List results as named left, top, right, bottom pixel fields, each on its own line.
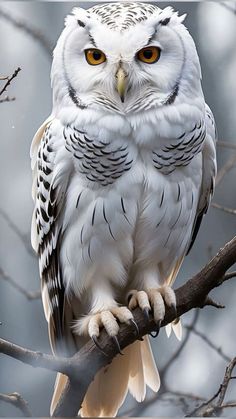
left=31, top=2, right=217, bottom=417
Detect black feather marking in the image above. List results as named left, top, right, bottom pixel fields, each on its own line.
left=170, top=201, right=183, bottom=229
left=164, top=84, right=179, bottom=106
left=164, top=230, right=172, bottom=247
left=41, top=207, right=49, bottom=223
left=103, top=202, right=108, bottom=223
left=160, top=17, right=171, bottom=26
left=160, top=189, right=165, bottom=207
left=77, top=19, right=85, bottom=27
left=92, top=204, right=96, bottom=226
left=121, top=197, right=126, bottom=214
left=156, top=210, right=166, bottom=228
left=76, top=191, right=83, bottom=208
left=88, top=242, right=92, bottom=261
left=108, top=223, right=116, bottom=240
left=177, top=183, right=181, bottom=201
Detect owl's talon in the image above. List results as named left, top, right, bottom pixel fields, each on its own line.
left=92, top=335, right=108, bottom=356
left=128, top=286, right=176, bottom=328
left=129, top=318, right=139, bottom=336
left=112, top=336, right=123, bottom=355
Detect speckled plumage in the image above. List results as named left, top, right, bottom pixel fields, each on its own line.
left=31, top=2, right=217, bottom=417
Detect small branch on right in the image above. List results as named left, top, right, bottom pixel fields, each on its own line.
left=0, top=67, right=21, bottom=103
left=0, top=392, right=32, bottom=417
left=186, top=357, right=236, bottom=417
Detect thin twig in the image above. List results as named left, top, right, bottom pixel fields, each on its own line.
left=0, top=392, right=32, bottom=416
left=220, top=2, right=236, bottom=15
left=161, top=309, right=200, bottom=379
left=0, top=96, right=15, bottom=103
left=0, top=207, right=35, bottom=257
left=186, top=357, right=236, bottom=417
left=185, top=325, right=231, bottom=362
left=0, top=7, right=53, bottom=57
left=0, top=67, right=21, bottom=103
left=216, top=154, right=236, bottom=186
left=217, top=140, right=236, bottom=150
left=212, top=202, right=236, bottom=215
left=0, top=267, right=40, bottom=300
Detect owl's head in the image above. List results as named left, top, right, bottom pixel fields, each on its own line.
left=52, top=3, right=202, bottom=117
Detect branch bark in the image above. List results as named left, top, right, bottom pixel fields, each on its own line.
left=0, top=235, right=236, bottom=416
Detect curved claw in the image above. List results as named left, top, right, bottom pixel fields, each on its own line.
left=149, top=330, right=159, bottom=338
left=112, top=336, right=123, bottom=355
left=143, top=307, right=150, bottom=322
left=92, top=335, right=108, bottom=357
left=129, top=318, right=139, bottom=336
left=149, top=319, right=162, bottom=338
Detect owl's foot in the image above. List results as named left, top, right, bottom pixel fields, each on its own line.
left=128, top=286, right=176, bottom=337
left=74, top=306, right=138, bottom=355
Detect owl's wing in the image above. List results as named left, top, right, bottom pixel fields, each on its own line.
left=31, top=117, right=71, bottom=353
left=187, top=104, right=217, bottom=254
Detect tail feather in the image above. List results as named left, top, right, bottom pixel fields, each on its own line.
left=80, top=347, right=131, bottom=417
left=51, top=337, right=159, bottom=417
left=141, top=335, right=160, bottom=392
left=50, top=373, right=68, bottom=416
left=128, top=340, right=145, bottom=402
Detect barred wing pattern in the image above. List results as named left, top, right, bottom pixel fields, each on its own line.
left=31, top=119, right=71, bottom=351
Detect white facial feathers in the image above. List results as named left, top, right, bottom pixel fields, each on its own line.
left=51, top=2, right=202, bottom=119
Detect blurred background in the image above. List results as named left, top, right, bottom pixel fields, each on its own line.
left=0, top=1, right=236, bottom=416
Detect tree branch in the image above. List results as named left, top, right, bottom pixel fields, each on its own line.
left=212, top=202, right=236, bottom=215
left=0, top=67, right=21, bottom=103
left=0, top=392, right=32, bottom=417
left=0, top=8, right=53, bottom=57
left=0, top=235, right=236, bottom=416
left=0, top=267, right=40, bottom=300
left=186, top=357, right=236, bottom=417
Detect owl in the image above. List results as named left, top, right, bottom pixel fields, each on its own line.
left=31, top=2, right=217, bottom=417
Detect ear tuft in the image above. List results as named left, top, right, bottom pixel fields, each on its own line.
left=77, top=19, right=85, bottom=28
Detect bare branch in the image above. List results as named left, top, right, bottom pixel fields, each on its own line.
left=212, top=202, right=236, bottom=215
left=0, top=235, right=236, bottom=416
left=0, top=392, right=32, bottom=416
left=216, top=154, right=236, bottom=186
left=217, top=140, right=236, bottom=150
left=186, top=357, right=236, bottom=417
left=0, top=95, right=15, bottom=104
left=161, top=309, right=200, bottom=379
left=0, top=267, right=40, bottom=300
left=0, top=67, right=21, bottom=103
left=0, top=7, right=53, bottom=57
left=0, top=338, right=70, bottom=375
left=0, top=207, right=35, bottom=257
left=185, top=325, right=231, bottom=362
left=220, top=2, right=236, bottom=15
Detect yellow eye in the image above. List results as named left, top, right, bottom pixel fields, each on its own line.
left=85, top=49, right=106, bottom=65
left=137, top=46, right=161, bottom=64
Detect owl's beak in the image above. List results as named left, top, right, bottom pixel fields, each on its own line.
left=116, top=67, right=127, bottom=103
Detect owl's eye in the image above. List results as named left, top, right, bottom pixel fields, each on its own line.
left=137, top=46, right=161, bottom=64
left=85, top=49, right=106, bottom=65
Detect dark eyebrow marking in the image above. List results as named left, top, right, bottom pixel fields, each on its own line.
left=144, top=29, right=157, bottom=47
left=77, top=19, right=85, bottom=28
left=89, top=34, right=97, bottom=48
left=160, top=17, right=171, bottom=26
